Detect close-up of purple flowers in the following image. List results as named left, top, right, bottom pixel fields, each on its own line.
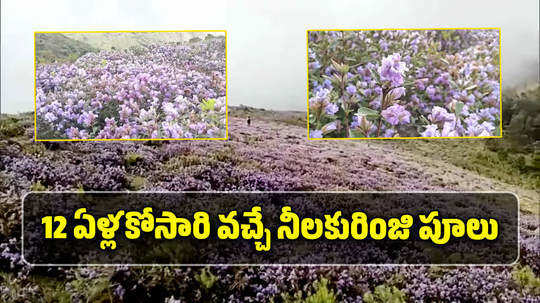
left=35, top=33, right=227, bottom=140
left=308, top=29, right=501, bottom=138
left=381, top=104, right=411, bottom=126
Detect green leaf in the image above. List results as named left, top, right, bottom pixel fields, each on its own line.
left=201, top=99, right=216, bottom=112
left=420, top=115, right=430, bottom=124
left=322, top=75, right=333, bottom=81
left=356, top=107, right=379, bottom=118
left=330, top=59, right=342, bottom=72
left=494, top=125, right=501, bottom=136
left=331, top=59, right=349, bottom=74
left=349, top=129, right=366, bottom=138
left=367, top=67, right=380, bottom=82
left=455, top=101, right=465, bottom=117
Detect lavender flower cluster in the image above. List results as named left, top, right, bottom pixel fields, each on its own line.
left=308, top=30, right=501, bottom=138
left=36, top=38, right=226, bottom=139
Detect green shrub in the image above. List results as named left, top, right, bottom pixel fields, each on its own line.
left=36, top=117, right=66, bottom=139
left=143, top=242, right=197, bottom=264
left=363, top=285, right=406, bottom=303
left=67, top=276, right=113, bottom=302
left=128, top=176, right=146, bottom=190
left=22, top=142, right=47, bottom=157
left=0, top=116, right=26, bottom=139
left=32, top=276, right=72, bottom=303
left=502, top=86, right=540, bottom=152
left=30, top=181, right=47, bottom=191
left=211, top=146, right=239, bottom=164
left=0, top=272, right=42, bottom=302
left=124, top=152, right=143, bottom=166
left=305, top=278, right=337, bottom=303
left=196, top=268, right=218, bottom=290
left=282, top=278, right=337, bottom=303
left=512, top=266, right=540, bottom=295
left=163, top=154, right=205, bottom=171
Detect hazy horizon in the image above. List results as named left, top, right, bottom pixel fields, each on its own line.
left=1, top=0, right=539, bottom=114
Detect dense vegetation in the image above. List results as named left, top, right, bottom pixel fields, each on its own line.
left=35, top=35, right=226, bottom=139
left=394, top=86, right=539, bottom=190
left=0, top=93, right=538, bottom=301
left=0, top=30, right=537, bottom=302
left=308, top=30, right=501, bottom=138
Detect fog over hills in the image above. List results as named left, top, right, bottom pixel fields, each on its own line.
left=1, top=0, right=538, bottom=113
left=64, top=32, right=222, bottom=50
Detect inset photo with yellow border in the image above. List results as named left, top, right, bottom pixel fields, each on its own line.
left=307, top=28, right=501, bottom=139
left=34, top=30, right=227, bottom=141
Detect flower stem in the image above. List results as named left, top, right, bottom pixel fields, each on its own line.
left=376, top=90, right=387, bottom=137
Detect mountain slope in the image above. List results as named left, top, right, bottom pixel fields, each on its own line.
left=35, top=33, right=98, bottom=64
left=1, top=110, right=538, bottom=213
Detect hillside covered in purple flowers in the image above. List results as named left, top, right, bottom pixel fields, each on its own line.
left=0, top=104, right=538, bottom=302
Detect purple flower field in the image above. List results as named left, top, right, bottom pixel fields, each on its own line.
left=35, top=36, right=226, bottom=140
left=308, top=29, right=501, bottom=138
left=0, top=108, right=538, bottom=302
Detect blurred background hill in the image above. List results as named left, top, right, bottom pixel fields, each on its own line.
left=35, top=33, right=97, bottom=64
left=35, top=32, right=224, bottom=64
left=63, top=31, right=222, bottom=50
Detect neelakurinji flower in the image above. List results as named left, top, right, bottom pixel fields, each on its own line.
left=381, top=104, right=411, bottom=126
left=428, top=106, right=455, bottom=124
left=325, top=103, right=339, bottom=115
left=350, top=115, right=360, bottom=129
left=310, top=129, right=323, bottom=138
left=311, top=88, right=331, bottom=105
left=44, top=112, right=56, bottom=123
left=36, top=38, right=226, bottom=140
left=384, top=129, right=396, bottom=137
left=346, top=84, right=357, bottom=95
left=378, top=53, right=408, bottom=87
left=421, top=124, right=440, bottom=137
left=466, top=120, right=495, bottom=136
left=322, top=121, right=337, bottom=133
left=426, top=85, right=438, bottom=100
left=387, top=87, right=406, bottom=100
left=441, top=121, right=459, bottom=137
left=307, top=29, right=500, bottom=138
left=309, top=61, right=322, bottom=70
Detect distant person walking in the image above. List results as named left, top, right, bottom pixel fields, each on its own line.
left=247, top=116, right=251, bottom=126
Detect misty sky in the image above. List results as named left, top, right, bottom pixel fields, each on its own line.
left=1, top=0, right=539, bottom=113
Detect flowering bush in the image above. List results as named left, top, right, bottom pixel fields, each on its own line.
left=36, top=37, right=226, bottom=139
left=308, top=30, right=501, bottom=138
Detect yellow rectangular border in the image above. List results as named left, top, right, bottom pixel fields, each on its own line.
left=306, top=28, right=503, bottom=140
left=34, top=30, right=228, bottom=141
